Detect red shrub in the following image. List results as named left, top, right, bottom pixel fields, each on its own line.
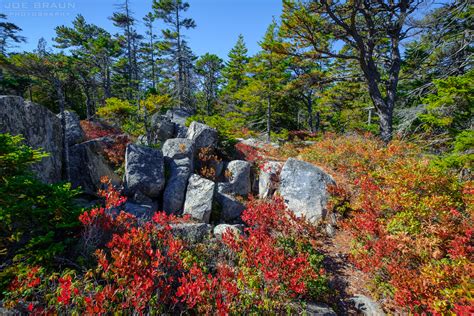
left=177, top=197, right=328, bottom=314
left=80, top=120, right=130, bottom=167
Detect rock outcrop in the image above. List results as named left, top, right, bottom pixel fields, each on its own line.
left=57, top=110, right=85, bottom=146
left=69, top=138, right=121, bottom=194
left=183, top=174, right=215, bottom=223
left=166, top=108, right=194, bottom=137
left=150, top=114, right=175, bottom=143
left=0, top=96, right=63, bottom=183
left=125, top=144, right=165, bottom=200
left=186, top=121, right=218, bottom=149
left=279, top=158, right=335, bottom=223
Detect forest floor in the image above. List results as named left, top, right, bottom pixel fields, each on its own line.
left=320, top=228, right=393, bottom=315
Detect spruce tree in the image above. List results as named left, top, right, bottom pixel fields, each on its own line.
left=153, top=0, right=196, bottom=108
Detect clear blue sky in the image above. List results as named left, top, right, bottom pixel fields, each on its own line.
left=2, top=0, right=282, bottom=59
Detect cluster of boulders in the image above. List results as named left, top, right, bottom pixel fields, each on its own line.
left=0, top=96, right=336, bottom=236
left=125, top=112, right=336, bottom=235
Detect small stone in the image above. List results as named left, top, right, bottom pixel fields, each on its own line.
left=213, top=224, right=243, bottom=240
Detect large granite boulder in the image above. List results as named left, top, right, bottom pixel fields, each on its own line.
left=69, top=139, right=121, bottom=194
left=259, top=161, right=283, bottom=199
left=225, top=160, right=252, bottom=196
left=166, top=108, right=194, bottom=126
left=0, top=96, right=62, bottom=183
left=163, top=158, right=193, bottom=214
left=162, top=138, right=195, bottom=161
left=215, top=183, right=246, bottom=223
left=150, top=114, right=175, bottom=143
left=186, top=121, right=218, bottom=149
left=183, top=174, right=215, bottom=223
left=279, top=158, right=335, bottom=223
left=166, top=108, right=194, bottom=137
left=57, top=110, right=85, bottom=146
left=162, top=138, right=195, bottom=214
left=125, top=144, right=165, bottom=199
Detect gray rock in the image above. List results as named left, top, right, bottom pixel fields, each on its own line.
left=150, top=114, right=175, bottom=143
left=125, top=144, right=165, bottom=198
left=166, top=107, right=194, bottom=126
left=305, top=303, right=337, bottom=316
left=186, top=121, right=218, bottom=149
left=183, top=174, right=215, bottom=223
left=69, top=139, right=121, bottom=194
left=259, top=161, right=283, bottom=199
left=215, top=185, right=246, bottom=223
left=213, top=224, right=243, bottom=240
left=170, top=223, right=211, bottom=243
left=225, top=160, right=251, bottom=196
left=124, top=201, right=157, bottom=220
left=279, top=158, right=335, bottom=223
left=163, top=157, right=192, bottom=214
left=135, top=135, right=148, bottom=146
left=162, top=138, right=195, bottom=161
left=175, top=125, right=188, bottom=138
left=349, top=295, right=385, bottom=316
left=57, top=110, right=85, bottom=146
left=0, top=96, right=63, bottom=183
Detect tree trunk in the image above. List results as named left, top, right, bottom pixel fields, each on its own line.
left=266, top=93, right=271, bottom=143
left=315, top=111, right=321, bottom=133
left=176, top=7, right=183, bottom=108
left=377, top=105, right=393, bottom=144
left=306, top=93, right=314, bottom=132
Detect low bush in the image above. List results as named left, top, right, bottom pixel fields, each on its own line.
left=4, top=182, right=329, bottom=314
left=279, top=133, right=473, bottom=314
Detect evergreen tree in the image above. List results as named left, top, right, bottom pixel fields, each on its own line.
left=141, top=12, right=158, bottom=90
left=195, top=53, right=223, bottom=115
left=111, top=0, right=141, bottom=98
left=153, top=0, right=196, bottom=108
left=0, top=14, right=25, bottom=56
left=222, top=34, right=249, bottom=96
left=238, top=23, right=289, bottom=141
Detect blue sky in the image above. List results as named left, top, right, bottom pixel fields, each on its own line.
left=2, top=0, right=282, bottom=59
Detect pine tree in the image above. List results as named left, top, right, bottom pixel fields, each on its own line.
left=153, top=0, right=196, bottom=108
left=195, top=53, right=223, bottom=115
left=0, top=14, right=25, bottom=56
left=222, top=34, right=249, bottom=96
left=238, top=23, right=289, bottom=141
left=111, top=0, right=141, bottom=98
left=141, top=12, right=158, bottom=90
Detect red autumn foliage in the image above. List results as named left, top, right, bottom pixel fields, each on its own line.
left=5, top=185, right=328, bottom=314
left=80, top=120, right=130, bottom=167
left=289, top=133, right=474, bottom=314
left=177, top=197, right=327, bottom=314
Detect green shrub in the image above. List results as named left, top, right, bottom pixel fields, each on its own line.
left=0, top=133, right=82, bottom=294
